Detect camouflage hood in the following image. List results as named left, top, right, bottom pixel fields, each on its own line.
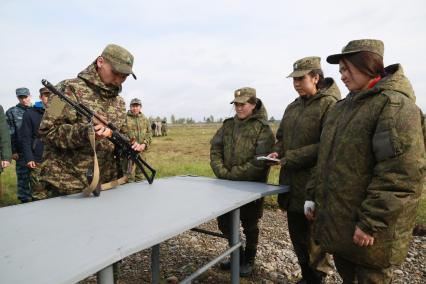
left=353, top=64, right=415, bottom=101
left=234, top=98, right=269, bottom=123
left=318, top=77, right=341, bottom=101
left=77, top=62, right=121, bottom=98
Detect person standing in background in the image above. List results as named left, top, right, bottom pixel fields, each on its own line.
left=6, top=88, right=32, bottom=203
left=125, top=98, right=152, bottom=182
left=0, top=105, right=12, bottom=194
left=19, top=87, right=50, bottom=200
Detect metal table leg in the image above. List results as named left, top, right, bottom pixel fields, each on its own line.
left=151, top=244, right=160, bottom=284
left=97, top=264, right=114, bottom=284
left=230, top=208, right=240, bottom=284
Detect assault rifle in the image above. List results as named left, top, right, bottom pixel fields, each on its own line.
left=41, top=79, right=156, bottom=189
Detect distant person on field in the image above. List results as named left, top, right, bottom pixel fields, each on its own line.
left=161, top=120, right=168, bottom=136
left=155, top=120, right=162, bottom=136
left=267, top=56, right=340, bottom=284
left=151, top=122, right=157, bottom=137
left=6, top=88, right=32, bottom=203
left=210, top=87, right=275, bottom=277
left=125, top=98, right=152, bottom=182
left=305, top=39, right=426, bottom=283
left=19, top=87, right=50, bottom=200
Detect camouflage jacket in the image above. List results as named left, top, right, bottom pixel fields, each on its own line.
left=39, top=63, right=127, bottom=194
left=273, top=78, right=341, bottom=212
left=308, top=64, right=426, bottom=268
left=210, top=99, right=275, bottom=181
left=0, top=105, right=12, bottom=168
left=126, top=111, right=152, bottom=149
left=5, top=103, right=31, bottom=154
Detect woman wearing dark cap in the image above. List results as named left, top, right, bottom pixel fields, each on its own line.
left=267, top=56, right=340, bottom=284
left=305, top=39, right=425, bottom=283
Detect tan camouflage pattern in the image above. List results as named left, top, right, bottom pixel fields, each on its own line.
left=125, top=110, right=152, bottom=181
left=210, top=99, right=275, bottom=181
left=308, top=64, right=426, bottom=268
left=39, top=62, right=127, bottom=195
left=273, top=78, right=341, bottom=212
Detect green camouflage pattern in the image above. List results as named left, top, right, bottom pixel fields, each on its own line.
left=309, top=64, right=426, bottom=268
left=287, top=56, right=321, bottom=78
left=210, top=99, right=275, bottom=181
left=101, top=44, right=136, bottom=78
left=125, top=110, right=152, bottom=181
left=125, top=111, right=152, bottom=146
left=0, top=105, right=12, bottom=171
left=327, top=39, right=384, bottom=64
left=273, top=78, right=341, bottom=212
left=39, top=62, right=127, bottom=195
left=231, top=87, right=256, bottom=104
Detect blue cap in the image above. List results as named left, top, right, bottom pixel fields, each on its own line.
left=16, top=87, right=30, bottom=97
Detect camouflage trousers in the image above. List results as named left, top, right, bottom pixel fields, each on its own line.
left=15, top=156, right=31, bottom=203
left=125, top=155, right=147, bottom=183
left=217, top=198, right=264, bottom=251
left=287, top=211, right=333, bottom=282
left=31, top=165, right=49, bottom=200
left=334, top=255, right=393, bottom=284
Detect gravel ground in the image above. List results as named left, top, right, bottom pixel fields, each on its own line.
left=81, top=209, right=426, bottom=284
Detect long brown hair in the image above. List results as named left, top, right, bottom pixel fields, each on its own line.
left=343, top=51, right=385, bottom=78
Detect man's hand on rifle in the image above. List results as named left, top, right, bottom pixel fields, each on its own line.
left=94, top=123, right=113, bottom=139
left=93, top=116, right=112, bottom=139
left=128, top=137, right=145, bottom=152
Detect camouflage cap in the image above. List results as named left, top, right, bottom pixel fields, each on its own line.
left=327, top=39, right=384, bottom=64
left=230, top=87, right=256, bottom=104
left=287, top=56, right=321, bottom=78
left=101, top=44, right=137, bottom=79
left=130, top=98, right=142, bottom=105
left=39, top=87, right=50, bottom=96
left=16, top=87, right=30, bottom=97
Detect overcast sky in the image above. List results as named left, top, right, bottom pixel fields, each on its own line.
left=1, top=0, right=425, bottom=121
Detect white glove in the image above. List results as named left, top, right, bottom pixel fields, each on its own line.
left=304, top=200, right=315, bottom=216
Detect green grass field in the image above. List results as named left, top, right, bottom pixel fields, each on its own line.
left=0, top=123, right=424, bottom=225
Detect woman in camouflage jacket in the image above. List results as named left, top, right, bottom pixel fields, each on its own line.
left=268, top=57, right=340, bottom=284
left=210, top=87, right=275, bottom=277
left=305, top=39, right=426, bottom=283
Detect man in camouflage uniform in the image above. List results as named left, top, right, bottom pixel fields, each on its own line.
left=125, top=98, right=152, bottom=182
left=306, top=39, right=425, bottom=283
left=39, top=44, right=144, bottom=198
left=6, top=88, right=32, bottom=202
left=161, top=120, right=168, bottom=136
left=268, top=57, right=340, bottom=284
left=1, top=105, right=12, bottom=182
left=210, top=87, right=275, bottom=277
left=19, top=88, right=50, bottom=200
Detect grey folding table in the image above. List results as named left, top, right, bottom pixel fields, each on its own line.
left=0, top=176, right=288, bottom=284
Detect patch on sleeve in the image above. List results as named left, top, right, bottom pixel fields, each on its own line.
left=46, top=96, right=65, bottom=118
left=373, top=130, right=396, bottom=162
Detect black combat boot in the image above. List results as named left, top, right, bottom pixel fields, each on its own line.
left=219, top=246, right=244, bottom=270
left=240, top=248, right=256, bottom=277
left=298, top=263, right=325, bottom=284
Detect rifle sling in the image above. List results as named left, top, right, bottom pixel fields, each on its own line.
left=83, top=126, right=129, bottom=196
